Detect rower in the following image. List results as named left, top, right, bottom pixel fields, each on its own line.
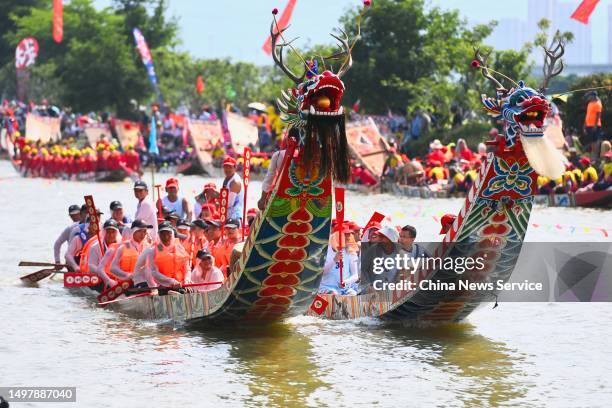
left=221, top=156, right=244, bottom=223
left=109, top=219, right=152, bottom=282
left=109, top=200, right=131, bottom=237
left=64, top=211, right=102, bottom=272
left=176, top=219, right=193, bottom=259
left=198, top=203, right=218, bottom=220
left=190, top=219, right=209, bottom=266
left=133, top=180, right=158, bottom=240
left=162, top=177, right=191, bottom=220
left=399, top=225, right=425, bottom=258
left=210, top=218, right=241, bottom=277
left=85, top=219, right=122, bottom=289
left=53, top=204, right=82, bottom=266
left=146, top=221, right=191, bottom=292
left=191, top=249, right=224, bottom=291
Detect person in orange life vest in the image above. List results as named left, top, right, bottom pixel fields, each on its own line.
left=204, top=219, right=225, bottom=274
left=65, top=210, right=103, bottom=272
left=85, top=219, right=122, bottom=288
left=109, top=219, right=152, bottom=282
left=189, top=219, right=210, bottom=266
left=176, top=219, right=194, bottom=264
left=148, top=221, right=191, bottom=289
left=439, top=214, right=457, bottom=235
left=211, top=218, right=241, bottom=277
left=191, top=249, right=224, bottom=292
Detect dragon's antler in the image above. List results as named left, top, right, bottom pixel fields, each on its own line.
left=270, top=23, right=305, bottom=84
left=324, top=29, right=354, bottom=78
left=474, top=48, right=506, bottom=92
left=539, top=32, right=565, bottom=92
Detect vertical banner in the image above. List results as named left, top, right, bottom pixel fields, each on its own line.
left=84, top=195, right=104, bottom=256
left=148, top=115, right=159, bottom=155
left=262, top=0, right=298, bottom=55
left=132, top=28, right=163, bottom=105
left=242, top=147, right=251, bottom=240
left=219, top=187, right=229, bottom=239
left=334, top=187, right=345, bottom=287
left=53, top=0, right=63, bottom=43
left=15, top=37, right=39, bottom=102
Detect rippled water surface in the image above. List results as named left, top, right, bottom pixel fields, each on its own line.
left=1, top=161, right=611, bottom=407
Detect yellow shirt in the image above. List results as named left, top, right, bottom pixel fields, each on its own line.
left=428, top=167, right=445, bottom=180
left=581, top=166, right=598, bottom=183
left=604, top=162, right=612, bottom=179
left=537, top=176, right=550, bottom=188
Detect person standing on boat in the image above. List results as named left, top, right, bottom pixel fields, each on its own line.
left=319, top=225, right=360, bottom=295
left=133, top=180, right=158, bottom=240
left=109, top=219, right=152, bottom=282
left=85, top=220, right=122, bottom=289
left=221, top=156, right=244, bottom=222
left=191, top=249, right=224, bottom=291
left=162, top=177, right=192, bottom=221
left=109, top=201, right=131, bottom=238
left=53, top=204, right=83, bottom=266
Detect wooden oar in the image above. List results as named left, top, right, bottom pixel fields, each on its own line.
left=97, top=280, right=223, bottom=303
left=19, top=261, right=67, bottom=268
left=20, top=268, right=57, bottom=284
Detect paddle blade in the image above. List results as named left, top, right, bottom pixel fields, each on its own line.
left=20, top=269, right=55, bottom=284
left=97, top=280, right=133, bottom=303
left=19, top=261, right=66, bottom=268
left=63, top=273, right=102, bottom=287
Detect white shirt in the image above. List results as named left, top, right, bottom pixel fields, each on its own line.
left=131, top=248, right=156, bottom=287
left=262, top=150, right=286, bottom=193
left=135, top=198, right=158, bottom=239
left=65, top=235, right=85, bottom=271
left=191, top=263, right=224, bottom=291
left=54, top=222, right=78, bottom=263
left=87, top=240, right=118, bottom=286
left=162, top=195, right=186, bottom=219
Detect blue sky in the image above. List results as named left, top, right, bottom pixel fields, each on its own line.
left=93, top=0, right=611, bottom=64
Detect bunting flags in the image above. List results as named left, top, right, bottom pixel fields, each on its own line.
left=53, top=0, right=63, bottom=43
left=262, top=0, right=298, bottom=55
left=570, top=0, right=600, bottom=24
left=133, top=28, right=163, bottom=104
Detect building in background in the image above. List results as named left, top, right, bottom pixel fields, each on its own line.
left=486, top=18, right=528, bottom=51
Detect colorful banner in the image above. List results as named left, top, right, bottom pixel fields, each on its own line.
left=242, top=148, right=251, bottom=239
left=132, top=28, right=163, bottom=104
left=15, top=37, right=39, bottom=69
left=262, top=0, right=298, bottom=55
left=113, top=119, right=140, bottom=150
left=346, top=117, right=389, bottom=179
left=25, top=113, right=61, bottom=143
left=53, top=0, right=63, bottom=43
left=83, top=123, right=112, bottom=147
left=148, top=115, right=159, bottom=155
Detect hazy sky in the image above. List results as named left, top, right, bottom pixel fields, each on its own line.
left=93, top=0, right=611, bottom=64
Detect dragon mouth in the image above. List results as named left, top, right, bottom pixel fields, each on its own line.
left=301, top=71, right=345, bottom=117
left=514, top=100, right=549, bottom=135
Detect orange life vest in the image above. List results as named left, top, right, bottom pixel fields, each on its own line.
left=79, top=237, right=98, bottom=273
left=154, top=243, right=188, bottom=283
left=104, top=243, right=120, bottom=280
left=211, top=240, right=235, bottom=278
left=118, top=241, right=140, bottom=274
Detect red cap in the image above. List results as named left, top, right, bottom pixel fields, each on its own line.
left=579, top=157, right=591, bottom=166
left=203, top=182, right=216, bottom=191
left=201, top=203, right=216, bottom=211
left=439, top=214, right=457, bottom=234
left=247, top=208, right=258, bottom=216
left=223, top=156, right=237, bottom=167
left=166, top=177, right=179, bottom=188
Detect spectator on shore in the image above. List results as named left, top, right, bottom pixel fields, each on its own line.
left=584, top=91, right=603, bottom=159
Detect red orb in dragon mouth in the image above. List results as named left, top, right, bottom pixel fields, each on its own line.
left=298, top=70, right=345, bottom=116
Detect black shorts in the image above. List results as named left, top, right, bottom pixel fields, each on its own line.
left=584, top=127, right=601, bottom=144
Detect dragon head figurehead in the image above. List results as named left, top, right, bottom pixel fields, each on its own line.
left=475, top=42, right=566, bottom=180
left=270, top=11, right=364, bottom=184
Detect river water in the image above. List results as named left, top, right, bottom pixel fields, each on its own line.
left=1, top=160, right=611, bottom=407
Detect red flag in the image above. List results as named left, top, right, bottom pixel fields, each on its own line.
left=310, top=294, right=329, bottom=315
left=262, top=0, right=298, bottom=55
left=363, top=211, right=386, bottom=232
left=570, top=0, right=600, bottom=24
left=352, top=99, right=361, bottom=113
left=53, top=0, right=63, bottom=43
left=196, top=75, right=204, bottom=94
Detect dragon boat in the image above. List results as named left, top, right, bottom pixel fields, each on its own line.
left=68, top=10, right=362, bottom=324
left=308, top=43, right=568, bottom=323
